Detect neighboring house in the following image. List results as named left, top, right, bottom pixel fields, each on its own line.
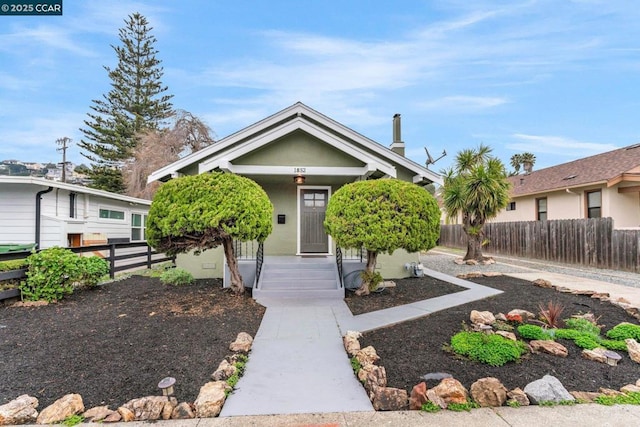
left=0, top=176, right=151, bottom=249
left=493, top=144, right=640, bottom=228
left=148, top=102, right=441, bottom=288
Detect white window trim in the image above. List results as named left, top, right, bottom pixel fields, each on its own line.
left=296, top=185, right=332, bottom=256
left=131, top=212, right=147, bottom=241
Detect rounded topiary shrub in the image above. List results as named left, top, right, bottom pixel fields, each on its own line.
left=20, top=247, right=80, bottom=302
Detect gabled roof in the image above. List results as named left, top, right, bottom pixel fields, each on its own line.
left=148, top=102, right=442, bottom=185
left=509, top=144, right=640, bottom=197
left=0, top=176, right=151, bottom=206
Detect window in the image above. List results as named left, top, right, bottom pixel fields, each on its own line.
left=69, top=193, right=77, bottom=218
left=99, top=209, right=125, bottom=220
left=506, top=201, right=516, bottom=211
left=131, top=213, right=147, bottom=241
left=586, top=190, right=602, bottom=218
left=536, top=198, right=547, bottom=221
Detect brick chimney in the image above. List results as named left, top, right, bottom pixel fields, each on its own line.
left=390, top=113, right=405, bottom=156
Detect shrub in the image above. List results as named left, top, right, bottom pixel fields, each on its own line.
left=564, top=317, right=601, bottom=336
left=600, top=339, right=628, bottom=352
left=0, top=259, right=28, bottom=272
left=19, top=247, right=80, bottom=302
left=450, top=331, right=527, bottom=367
left=606, top=323, right=640, bottom=341
left=572, top=334, right=600, bottom=350
left=160, top=267, right=194, bottom=286
left=516, top=324, right=553, bottom=341
left=77, top=256, right=109, bottom=287
left=360, top=270, right=383, bottom=291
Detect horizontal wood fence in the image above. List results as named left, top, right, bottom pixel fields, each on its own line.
left=0, top=242, right=174, bottom=300
left=439, top=218, right=640, bottom=273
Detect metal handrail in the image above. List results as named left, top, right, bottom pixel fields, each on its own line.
left=336, top=247, right=344, bottom=288
left=254, top=242, right=264, bottom=288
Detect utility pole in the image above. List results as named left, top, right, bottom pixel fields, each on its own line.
left=56, top=137, right=71, bottom=183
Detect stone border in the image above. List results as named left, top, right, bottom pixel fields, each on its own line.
left=0, top=332, right=254, bottom=425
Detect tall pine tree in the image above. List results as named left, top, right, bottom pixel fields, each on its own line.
left=79, top=12, right=173, bottom=193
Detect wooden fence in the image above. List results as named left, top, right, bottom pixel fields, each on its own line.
left=0, top=242, right=174, bottom=301
left=439, top=218, right=640, bottom=273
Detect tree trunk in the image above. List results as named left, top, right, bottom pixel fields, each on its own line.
left=222, top=237, right=245, bottom=295
left=464, top=232, right=484, bottom=261
left=355, top=250, right=378, bottom=296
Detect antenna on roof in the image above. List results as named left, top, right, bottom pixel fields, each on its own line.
left=425, top=147, right=446, bottom=166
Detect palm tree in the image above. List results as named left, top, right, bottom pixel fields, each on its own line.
left=442, top=144, right=511, bottom=261
left=520, top=152, right=536, bottom=174
left=510, top=153, right=523, bottom=175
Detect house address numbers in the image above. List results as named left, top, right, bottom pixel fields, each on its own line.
left=293, top=167, right=306, bottom=173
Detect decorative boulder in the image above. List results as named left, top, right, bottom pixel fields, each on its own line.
left=211, top=359, right=237, bottom=381
left=229, top=332, right=253, bottom=353
left=470, top=310, right=496, bottom=325
left=470, top=377, right=508, bottom=407
left=430, top=378, right=469, bottom=406
left=37, top=394, right=84, bottom=424
left=371, top=387, right=408, bottom=411
left=533, top=278, right=553, bottom=288
left=194, top=381, right=230, bottom=418
left=171, top=402, right=195, bottom=419
left=626, top=339, right=640, bottom=364
left=0, top=395, right=39, bottom=426
left=343, top=331, right=362, bottom=357
left=355, top=346, right=380, bottom=367
left=82, top=406, right=114, bottom=422
left=409, top=382, right=428, bottom=410
left=507, top=388, right=530, bottom=406
left=582, top=348, right=608, bottom=364
left=363, top=365, right=387, bottom=393
left=119, top=396, right=169, bottom=421
left=529, top=340, right=568, bottom=357
left=569, top=391, right=601, bottom=403
left=524, top=375, right=574, bottom=404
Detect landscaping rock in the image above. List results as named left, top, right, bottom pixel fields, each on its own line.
left=495, top=312, right=507, bottom=322
left=626, top=339, right=640, bottom=363
left=582, top=348, right=608, bottom=364
left=507, top=388, right=529, bottom=406
left=116, top=406, right=134, bottom=422
left=482, top=271, right=502, bottom=277
left=83, top=406, right=113, bottom=422
left=430, top=378, right=469, bottom=406
left=102, top=411, right=122, bottom=423
left=599, top=387, right=624, bottom=397
left=363, top=365, right=387, bottom=393
left=481, top=258, right=496, bottom=265
left=37, top=393, right=84, bottom=424
left=524, top=375, right=574, bottom=404
left=453, top=258, right=465, bottom=265
left=171, top=402, right=195, bottom=419
left=229, top=332, right=253, bottom=353
left=465, top=259, right=479, bottom=266
left=426, top=389, right=447, bottom=409
left=470, top=377, right=508, bottom=407
left=621, top=384, right=640, bottom=394
left=507, top=309, right=535, bottom=321
left=343, top=330, right=362, bottom=357
left=529, top=340, right=568, bottom=357
left=211, top=359, right=237, bottom=381
left=161, top=398, right=176, bottom=420
left=371, top=387, right=408, bottom=411
left=470, top=310, right=495, bottom=325
left=409, top=382, right=428, bottom=410
left=570, top=391, right=601, bottom=402
left=0, top=395, right=39, bottom=426
left=120, top=396, right=168, bottom=421
left=457, top=272, right=483, bottom=279
left=496, top=331, right=517, bottom=341
left=532, top=278, right=553, bottom=288
left=355, top=346, right=380, bottom=367
left=422, top=372, right=452, bottom=384
left=194, top=381, right=229, bottom=418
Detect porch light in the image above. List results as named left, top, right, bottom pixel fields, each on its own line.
left=158, top=377, right=176, bottom=396
left=293, top=174, right=306, bottom=184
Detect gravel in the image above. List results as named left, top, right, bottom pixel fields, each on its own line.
left=420, top=247, right=640, bottom=289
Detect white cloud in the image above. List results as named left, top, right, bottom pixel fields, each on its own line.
left=418, top=96, right=509, bottom=111
left=507, top=134, right=619, bottom=156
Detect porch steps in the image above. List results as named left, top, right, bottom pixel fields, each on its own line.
left=253, top=259, right=344, bottom=300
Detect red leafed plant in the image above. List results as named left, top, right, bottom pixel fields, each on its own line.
left=538, top=301, right=565, bottom=329
left=505, top=313, right=523, bottom=325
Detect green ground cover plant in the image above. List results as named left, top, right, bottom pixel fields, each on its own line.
left=449, top=331, right=528, bottom=366
left=160, top=267, right=194, bottom=286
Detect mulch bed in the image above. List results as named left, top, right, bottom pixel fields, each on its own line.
left=3, top=273, right=640, bottom=412
left=0, top=276, right=265, bottom=409
left=360, top=275, right=640, bottom=395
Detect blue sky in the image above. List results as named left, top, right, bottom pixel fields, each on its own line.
left=1, top=0, right=639, bottom=173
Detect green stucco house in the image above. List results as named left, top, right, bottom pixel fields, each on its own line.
left=148, top=102, right=441, bottom=299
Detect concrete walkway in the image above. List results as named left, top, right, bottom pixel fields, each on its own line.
left=222, top=270, right=504, bottom=417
